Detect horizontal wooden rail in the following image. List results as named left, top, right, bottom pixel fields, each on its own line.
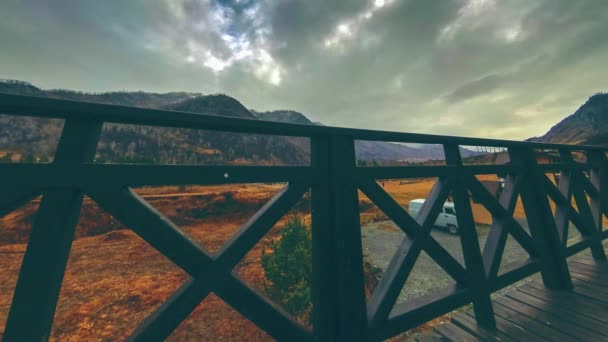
left=1, top=94, right=608, bottom=341
left=2, top=93, right=608, bottom=150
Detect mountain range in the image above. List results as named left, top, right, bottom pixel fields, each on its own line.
left=0, top=79, right=479, bottom=165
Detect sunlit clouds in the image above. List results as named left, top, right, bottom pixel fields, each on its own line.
left=323, top=0, right=396, bottom=49
left=163, top=0, right=284, bottom=85
left=438, top=0, right=531, bottom=44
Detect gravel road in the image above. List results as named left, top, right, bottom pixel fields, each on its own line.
left=360, top=220, right=581, bottom=303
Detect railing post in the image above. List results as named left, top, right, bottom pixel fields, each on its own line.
left=310, top=135, right=368, bottom=342
left=509, top=147, right=573, bottom=290
left=444, top=144, right=495, bottom=329
left=4, top=119, right=102, bottom=341
left=561, top=150, right=606, bottom=260
left=589, top=151, right=607, bottom=234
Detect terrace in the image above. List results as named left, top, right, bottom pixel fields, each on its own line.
left=1, top=93, right=608, bottom=341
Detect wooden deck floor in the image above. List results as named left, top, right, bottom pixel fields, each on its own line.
left=413, top=253, right=608, bottom=341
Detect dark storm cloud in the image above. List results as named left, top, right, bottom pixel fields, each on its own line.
left=1, top=0, right=608, bottom=140
left=443, top=74, right=511, bottom=104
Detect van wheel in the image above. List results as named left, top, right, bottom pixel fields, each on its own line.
left=448, top=225, right=458, bottom=235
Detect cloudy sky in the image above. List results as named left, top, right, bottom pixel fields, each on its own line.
left=1, top=0, right=607, bottom=140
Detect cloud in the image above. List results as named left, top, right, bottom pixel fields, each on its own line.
left=443, top=73, right=511, bottom=104
left=1, top=0, right=608, bottom=140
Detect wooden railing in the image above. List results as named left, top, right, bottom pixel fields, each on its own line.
left=1, top=93, right=607, bottom=341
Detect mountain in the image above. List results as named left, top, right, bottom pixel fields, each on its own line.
left=91, top=94, right=310, bottom=166
left=252, top=110, right=318, bottom=125
left=0, top=79, right=477, bottom=164
left=252, top=109, right=478, bottom=160
left=165, top=94, right=257, bottom=119
left=46, top=89, right=199, bottom=108
left=0, top=80, right=46, bottom=97
left=529, top=93, right=608, bottom=144
left=0, top=81, right=308, bottom=165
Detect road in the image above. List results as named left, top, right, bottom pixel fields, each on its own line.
left=360, top=220, right=581, bottom=303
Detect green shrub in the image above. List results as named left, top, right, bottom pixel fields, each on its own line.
left=261, top=216, right=312, bottom=321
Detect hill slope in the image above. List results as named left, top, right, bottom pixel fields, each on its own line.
left=1, top=79, right=475, bottom=163
left=530, top=93, right=608, bottom=144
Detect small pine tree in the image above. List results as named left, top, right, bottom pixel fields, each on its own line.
left=261, top=216, right=312, bottom=321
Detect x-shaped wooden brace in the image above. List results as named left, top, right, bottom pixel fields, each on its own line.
left=0, top=187, right=40, bottom=217
left=359, top=177, right=469, bottom=328
left=543, top=162, right=607, bottom=260
left=465, top=175, right=538, bottom=281
left=87, top=183, right=314, bottom=342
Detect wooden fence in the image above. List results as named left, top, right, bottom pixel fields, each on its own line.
left=1, top=93, right=607, bottom=341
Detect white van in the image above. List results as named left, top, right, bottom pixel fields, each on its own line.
left=408, top=199, right=459, bottom=234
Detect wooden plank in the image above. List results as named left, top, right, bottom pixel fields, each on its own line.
left=215, top=183, right=308, bottom=267
left=355, top=165, right=454, bottom=179
left=519, top=283, right=608, bottom=324
left=367, top=235, right=420, bottom=328
left=568, top=260, right=608, bottom=278
left=466, top=175, right=536, bottom=256
left=569, top=258, right=608, bottom=270
left=444, top=144, right=495, bottom=328
left=93, top=187, right=314, bottom=341
left=494, top=296, right=601, bottom=339
left=88, top=187, right=212, bottom=276
left=0, top=187, right=39, bottom=218
left=212, top=272, right=315, bottom=342
left=565, top=238, right=592, bottom=256
left=571, top=282, right=608, bottom=305
left=451, top=312, right=514, bottom=341
left=537, top=278, right=608, bottom=304
left=309, top=136, right=337, bottom=342
left=509, top=147, right=572, bottom=290
left=130, top=184, right=308, bottom=340
left=466, top=311, right=544, bottom=341
left=495, top=295, right=605, bottom=341
left=563, top=150, right=607, bottom=260
left=3, top=119, right=102, bottom=341
left=362, top=178, right=468, bottom=328
left=492, top=301, right=569, bottom=342
left=572, top=276, right=608, bottom=296
left=128, top=280, right=211, bottom=341
left=546, top=172, right=573, bottom=244
left=543, top=173, right=598, bottom=245
left=588, top=151, right=607, bottom=233
left=571, top=256, right=607, bottom=266
left=434, top=322, right=480, bottom=341
left=327, top=136, right=368, bottom=342
left=508, top=289, right=608, bottom=337
left=568, top=269, right=608, bottom=287
left=379, top=286, right=470, bottom=341
left=0, top=163, right=316, bottom=188
left=573, top=279, right=608, bottom=302
left=469, top=175, right=531, bottom=279
left=492, top=259, right=540, bottom=291
left=579, top=169, right=600, bottom=197
left=568, top=267, right=608, bottom=284
left=415, top=331, right=448, bottom=342
left=578, top=254, right=608, bottom=265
